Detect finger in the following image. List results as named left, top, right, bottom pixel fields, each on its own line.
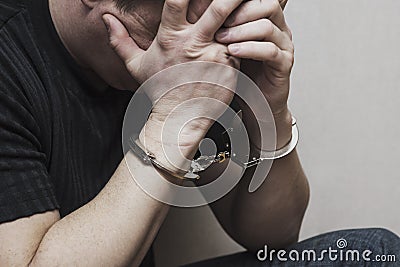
left=187, top=0, right=212, bottom=24
left=195, top=0, right=244, bottom=38
left=216, top=19, right=293, bottom=52
left=161, top=0, right=190, bottom=29
left=228, top=41, right=293, bottom=72
left=225, top=0, right=290, bottom=36
left=102, top=14, right=144, bottom=65
left=103, top=14, right=145, bottom=82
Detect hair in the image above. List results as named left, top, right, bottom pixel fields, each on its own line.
left=114, top=0, right=136, bottom=12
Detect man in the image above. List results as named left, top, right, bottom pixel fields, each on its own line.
left=0, top=0, right=398, bottom=266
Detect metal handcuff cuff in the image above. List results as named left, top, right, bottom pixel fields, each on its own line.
left=129, top=117, right=298, bottom=180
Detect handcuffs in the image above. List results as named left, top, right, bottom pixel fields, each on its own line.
left=129, top=117, right=298, bottom=180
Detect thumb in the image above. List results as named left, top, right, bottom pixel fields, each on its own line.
left=102, top=14, right=144, bottom=72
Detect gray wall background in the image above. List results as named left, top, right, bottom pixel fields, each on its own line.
left=154, top=1, right=400, bottom=266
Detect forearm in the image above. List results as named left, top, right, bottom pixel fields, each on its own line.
left=230, top=149, right=309, bottom=250
left=30, top=151, right=170, bottom=267
left=207, top=107, right=308, bottom=251
left=199, top=0, right=301, bottom=251
left=230, top=108, right=309, bottom=250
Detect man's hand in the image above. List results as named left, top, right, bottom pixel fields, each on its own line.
left=103, top=0, right=243, bottom=84
left=186, top=0, right=294, bottom=149
left=215, top=0, right=294, bottom=149
left=217, top=0, right=293, bottom=112
left=103, top=0, right=243, bottom=172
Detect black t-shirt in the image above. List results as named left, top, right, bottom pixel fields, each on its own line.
left=0, top=0, right=154, bottom=265
left=0, top=0, right=133, bottom=220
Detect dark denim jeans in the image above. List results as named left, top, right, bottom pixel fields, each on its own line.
left=184, top=228, right=400, bottom=267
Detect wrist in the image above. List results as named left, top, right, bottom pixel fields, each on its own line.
left=240, top=101, right=293, bottom=151
left=138, top=118, right=210, bottom=173
left=138, top=121, right=187, bottom=174
left=273, top=107, right=293, bottom=149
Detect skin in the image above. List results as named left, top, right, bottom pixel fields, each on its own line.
left=0, top=0, right=309, bottom=266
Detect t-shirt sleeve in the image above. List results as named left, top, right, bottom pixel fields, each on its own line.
left=0, top=88, right=59, bottom=223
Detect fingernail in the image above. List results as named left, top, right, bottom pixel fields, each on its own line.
left=216, top=29, right=229, bottom=39
left=228, top=44, right=240, bottom=54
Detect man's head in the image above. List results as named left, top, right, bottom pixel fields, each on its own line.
left=49, top=0, right=219, bottom=90
left=50, top=0, right=287, bottom=90
left=50, top=0, right=169, bottom=90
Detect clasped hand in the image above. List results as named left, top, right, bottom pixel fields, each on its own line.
left=104, top=0, right=293, bottom=172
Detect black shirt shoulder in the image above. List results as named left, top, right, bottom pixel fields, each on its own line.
left=0, top=1, right=153, bottom=266
left=0, top=0, right=132, bottom=222
left=0, top=0, right=59, bottom=222
left=0, top=0, right=28, bottom=24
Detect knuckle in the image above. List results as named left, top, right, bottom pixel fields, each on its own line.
left=287, top=52, right=295, bottom=67
left=261, top=19, right=274, bottom=36
left=109, top=39, right=119, bottom=51
left=157, top=29, right=178, bottom=48
left=109, top=39, right=128, bottom=57
left=181, top=38, right=204, bottom=59
left=268, top=43, right=280, bottom=58
left=288, top=42, right=295, bottom=53
left=157, top=36, right=175, bottom=49
left=126, top=62, right=137, bottom=76
left=182, top=46, right=201, bottom=59
left=210, top=4, right=228, bottom=20
left=282, top=52, right=294, bottom=73
left=286, top=28, right=293, bottom=40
